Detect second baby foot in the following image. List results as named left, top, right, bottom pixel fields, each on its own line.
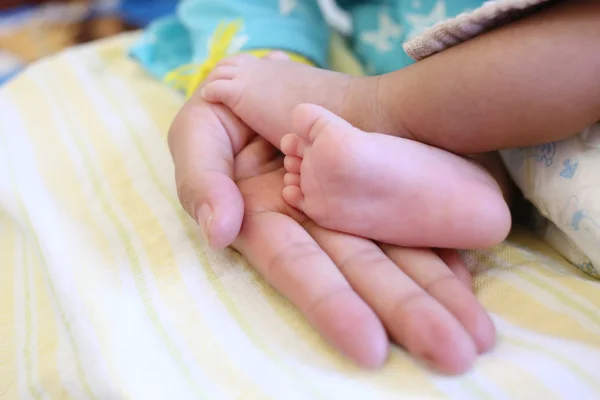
left=200, top=53, right=383, bottom=148
left=281, top=104, right=511, bottom=250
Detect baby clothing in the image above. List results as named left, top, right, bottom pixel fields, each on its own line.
left=131, top=0, right=600, bottom=278
left=130, top=0, right=554, bottom=93
left=500, top=125, right=600, bottom=279
left=130, top=0, right=488, bottom=81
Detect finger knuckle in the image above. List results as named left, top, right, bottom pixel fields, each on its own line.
left=423, top=274, right=460, bottom=294
left=307, top=286, right=354, bottom=317
left=266, top=240, right=323, bottom=279
left=339, top=247, right=388, bottom=273
left=390, top=290, right=429, bottom=322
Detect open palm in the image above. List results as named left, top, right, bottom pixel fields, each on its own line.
left=169, top=97, right=494, bottom=374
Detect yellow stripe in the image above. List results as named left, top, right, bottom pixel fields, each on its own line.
left=54, top=56, right=271, bottom=398
left=96, top=38, right=485, bottom=399
left=0, top=117, right=97, bottom=399
left=86, top=44, right=325, bottom=397
left=501, top=335, right=600, bottom=392
left=93, top=40, right=486, bottom=398
left=31, top=246, right=72, bottom=399
left=0, top=215, right=19, bottom=400
left=457, top=379, right=493, bottom=400
left=483, top=276, right=600, bottom=345
left=471, top=248, right=600, bottom=346
left=7, top=33, right=600, bottom=399
left=467, top=249, right=600, bottom=384
left=511, top=229, right=600, bottom=293
left=22, top=239, right=43, bottom=400
left=479, top=359, right=559, bottom=400
left=39, top=63, right=209, bottom=399
left=482, top=245, right=600, bottom=342
left=5, top=74, right=115, bottom=264
left=52, top=50, right=298, bottom=398
left=7, top=74, right=123, bottom=398
left=518, top=269, right=600, bottom=324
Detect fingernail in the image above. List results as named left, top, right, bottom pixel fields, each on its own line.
left=200, top=86, right=213, bottom=100
left=197, top=203, right=213, bottom=246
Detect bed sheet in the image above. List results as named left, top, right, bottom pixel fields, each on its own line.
left=0, top=33, right=599, bottom=400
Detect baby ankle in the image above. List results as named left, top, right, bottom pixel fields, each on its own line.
left=341, top=76, right=386, bottom=134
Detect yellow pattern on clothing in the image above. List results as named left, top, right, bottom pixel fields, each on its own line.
left=164, top=20, right=314, bottom=99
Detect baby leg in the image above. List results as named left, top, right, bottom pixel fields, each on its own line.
left=281, top=104, right=511, bottom=249
left=200, top=55, right=370, bottom=149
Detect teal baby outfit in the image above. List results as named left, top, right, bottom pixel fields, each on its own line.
left=131, top=0, right=487, bottom=79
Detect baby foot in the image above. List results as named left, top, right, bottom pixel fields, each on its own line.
left=200, top=54, right=382, bottom=149
left=281, top=104, right=512, bottom=250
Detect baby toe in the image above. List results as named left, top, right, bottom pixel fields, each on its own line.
left=283, top=156, right=303, bottom=174
left=215, top=53, right=258, bottom=67
left=284, top=172, right=301, bottom=187
left=281, top=134, right=308, bottom=158
left=282, top=185, right=305, bottom=211
left=201, top=80, right=242, bottom=105
left=207, top=65, right=238, bottom=82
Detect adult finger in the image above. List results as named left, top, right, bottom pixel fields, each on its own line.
left=308, top=226, right=477, bottom=375
left=435, top=249, right=473, bottom=290
left=382, top=246, right=496, bottom=356
left=234, top=174, right=387, bottom=368
left=234, top=136, right=282, bottom=181
left=168, top=98, right=254, bottom=249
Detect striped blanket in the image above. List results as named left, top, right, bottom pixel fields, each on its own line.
left=0, top=33, right=599, bottom=399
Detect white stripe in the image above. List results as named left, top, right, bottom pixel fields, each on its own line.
left=494, top=316, right=600, bottom=398
left=24, top=64, right=209, bottom=400
left=0, top=88, right=111, bottom=399
left=24, top=243, right=48, bottom=400
left=77, top=45, right=441, bottom=400
left=74, top=46, right=510, bottom=400
left=482, top=249, right=600, bottom=335
left=78, top=38, right=433, bottom=400
left=438, top=370, right=511, bottom=400
left=10, top=231, right=47, bottom=400
left=32, top=54, right=226, bottom=399
left=65, top=47, right=318, bottom=398
left=292, top=357, right=449, bottom=400
left=511, top=245, right=600, bottom=289
left=91, top=47, right=499, bottom=400
left=0, top=100, right=52, bottom=400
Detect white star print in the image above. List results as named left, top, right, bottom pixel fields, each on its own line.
left=227, top=34, right=249, bottom=55
left=360, top=12, right=403, bottom=53
left=279, top=0, right=297, bottom=16
left=206, top=29, right=249, bottom=56
left=405, top=0, right=447, bottom=40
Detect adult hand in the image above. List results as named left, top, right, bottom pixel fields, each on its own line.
left=168, top=95, right=495, bottom=374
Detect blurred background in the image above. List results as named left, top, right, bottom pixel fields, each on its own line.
left=0, top=0, right=178, bottom=84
